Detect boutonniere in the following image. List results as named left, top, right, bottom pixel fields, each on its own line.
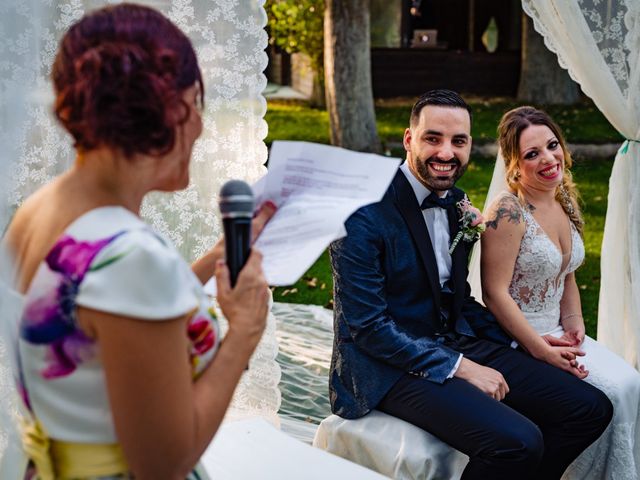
left=449, top=195, right=486, bottom=254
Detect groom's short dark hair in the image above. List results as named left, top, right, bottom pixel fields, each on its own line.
left=410, top=89, right=472, bottom=127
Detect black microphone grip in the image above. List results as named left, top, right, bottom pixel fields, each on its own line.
left=219, top=180, right=255, bottom=288
left=223, top=216, right=251, bottom=287
left=219, top=180, right=255, bottom=372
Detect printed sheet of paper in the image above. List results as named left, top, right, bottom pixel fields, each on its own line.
left=205, top=141, right=400, bottom=291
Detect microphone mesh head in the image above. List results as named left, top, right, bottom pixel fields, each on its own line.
left=219, top=180, right=254, bottom=217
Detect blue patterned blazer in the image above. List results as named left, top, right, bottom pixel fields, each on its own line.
left=329, top=168, right=512, bottom=419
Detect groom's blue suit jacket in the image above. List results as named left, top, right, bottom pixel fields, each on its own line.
left=329, top=169, right=512, bottom=419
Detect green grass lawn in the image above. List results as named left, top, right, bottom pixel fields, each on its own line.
left=265, top=98, right=622, bottom=148
left=268, top=99, right=618, bottom=339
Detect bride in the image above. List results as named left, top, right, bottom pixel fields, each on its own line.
left=481, top=106, right=640, bottom=479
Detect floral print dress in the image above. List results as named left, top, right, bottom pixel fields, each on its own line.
left=17, top=206, right=219, bottom=477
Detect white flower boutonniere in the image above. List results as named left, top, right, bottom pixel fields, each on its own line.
left=449, top=195, right=486, bottom=254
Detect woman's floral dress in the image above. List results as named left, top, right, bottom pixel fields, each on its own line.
left=17, top=206, right=219, bottom=477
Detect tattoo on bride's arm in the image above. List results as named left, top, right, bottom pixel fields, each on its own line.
left=485, top=197, right=523, bottom=230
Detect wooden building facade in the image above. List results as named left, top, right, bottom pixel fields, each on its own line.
left=266, top=0, right=524, bottom=98
left=370, top=0, right=522, bottom=97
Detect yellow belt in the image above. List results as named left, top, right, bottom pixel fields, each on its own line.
left=21, top=418, right=129, bottom=479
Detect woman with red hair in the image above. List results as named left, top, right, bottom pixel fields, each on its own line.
left=3, top=4, right=273, bottom=478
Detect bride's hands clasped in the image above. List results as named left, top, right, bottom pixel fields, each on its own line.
left=539, top=338, right=588, bottom=379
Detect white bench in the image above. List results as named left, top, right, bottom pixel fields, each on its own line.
left=313, top=410, right=468, bottom=479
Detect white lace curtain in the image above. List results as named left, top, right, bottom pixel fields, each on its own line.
left=522, top=0, right=640, bottom=368
left=472, top=1, right=640, bottom=368
left=0, top=0, right=280, bottom=474
left=1, top=0, right=271, bottom=259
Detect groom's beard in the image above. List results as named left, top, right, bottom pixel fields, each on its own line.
left=414, top=155, right=468, bottom=193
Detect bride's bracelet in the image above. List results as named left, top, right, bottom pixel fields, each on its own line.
left=561, top=313, right=583, bottom=322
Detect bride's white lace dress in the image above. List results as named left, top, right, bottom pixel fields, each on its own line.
left=496, top=191, right=640, bottom=480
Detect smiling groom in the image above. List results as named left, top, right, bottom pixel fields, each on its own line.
left=329, top=90, right=612, bottom=479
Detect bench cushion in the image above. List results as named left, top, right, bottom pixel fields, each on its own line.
left=313, top=410, right=468, bottom=479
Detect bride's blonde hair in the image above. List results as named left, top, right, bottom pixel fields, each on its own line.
left=497, top=106, right=584, bottom=235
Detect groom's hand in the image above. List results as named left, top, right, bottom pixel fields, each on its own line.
left=454, top=358, right=509, bottom=401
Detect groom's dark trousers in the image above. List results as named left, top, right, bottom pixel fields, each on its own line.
left=329, top=170, right=612, bottom=480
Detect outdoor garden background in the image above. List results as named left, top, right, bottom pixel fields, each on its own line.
left=263, top=0, right=629, bottom=429
left=265, top=0, right=623, bottom=340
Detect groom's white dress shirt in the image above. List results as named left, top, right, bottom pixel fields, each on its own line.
left=400, top=162, right=462, bottom=376
left=400, top=162, right=452, bottom=287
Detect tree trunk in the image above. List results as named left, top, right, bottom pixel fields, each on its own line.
left=310, top=69, right=326, bottom=108
left=517, top=14, right=580, bottom=105
left=324, top=0, right=382, bottom=153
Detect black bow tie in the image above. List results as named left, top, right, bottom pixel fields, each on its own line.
left=421, top=191, right=455, bottom=210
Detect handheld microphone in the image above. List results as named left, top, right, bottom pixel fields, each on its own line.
left=219, top=180, right=254, bottom=287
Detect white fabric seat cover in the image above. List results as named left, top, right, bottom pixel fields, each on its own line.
left=313, top=410, right=468, bottom=480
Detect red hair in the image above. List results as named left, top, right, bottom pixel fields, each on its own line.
left=52, top=3, right=203, bottom=158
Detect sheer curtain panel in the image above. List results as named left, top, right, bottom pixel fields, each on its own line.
left=0, top=0, right=280, bottom=475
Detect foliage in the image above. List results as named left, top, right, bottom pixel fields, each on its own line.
left=265, top=0, right=324, bottom=72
